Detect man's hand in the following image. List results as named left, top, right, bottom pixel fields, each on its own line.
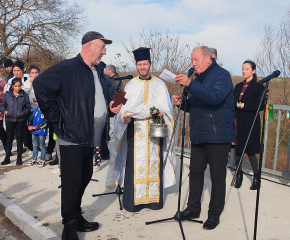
left=28, top=126, right=33, bottom=131
left=175, top=74, right=191, bottom=86
left=123, top=115, right=131, bottom=124
left=109, top=101, right=121, bottom=114
left=172, top=95, right=182, bottom=105
left=236, top=102, right=244, bottom=109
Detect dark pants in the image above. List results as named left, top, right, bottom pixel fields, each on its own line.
left=6, top=120, right=25, bottom=161
left=60, top=145, right=94, bottom=223
left=22, top=116, right=33, bottom=151
left=188, top=143, right=230, bottom=218
left=46, top=125, right=55, bottom=155
left=0, top=120, right=7, bottom=151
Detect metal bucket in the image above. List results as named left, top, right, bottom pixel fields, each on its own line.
left=149, top=123, right=168, bottom=138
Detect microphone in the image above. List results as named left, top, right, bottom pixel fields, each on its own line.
left=259, top=70, right=280, bottom=84
left=114, top=75, right=133, bottom=81
left=187, top=67, right=194, bottom=77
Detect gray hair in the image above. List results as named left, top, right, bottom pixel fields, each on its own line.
left=209, top=48, right=217, bottom=58
left=192, top=46, right=212, bottom=58
left=106, top=64, right=116, bottom=73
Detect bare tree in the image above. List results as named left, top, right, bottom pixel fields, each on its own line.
left=0, top=0, right=86, bottom=66
left=255, top=6, right=290, bottom=172
left=123, top=29, right=193, bottom=75
left=255, top=7, right=290, bottom=106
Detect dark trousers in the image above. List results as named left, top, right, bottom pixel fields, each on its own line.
left=22, top=116, right=33, bottom=151
left=188, top=143, right=230, bottom=218
left=0, top=120, right=7, bottom=151
left=6, top=120, right=25, bottom=161
left=46, top=125, right=55, bottom=155
left=60, top=145, right=94, bottom=223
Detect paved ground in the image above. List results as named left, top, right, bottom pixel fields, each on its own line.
left=0, top=144, right=290, bottom=240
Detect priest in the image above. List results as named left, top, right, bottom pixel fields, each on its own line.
left=106, top=47, right=176, bottom=212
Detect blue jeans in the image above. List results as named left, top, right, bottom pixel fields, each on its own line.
left=32, top=135, right=46, bottom=160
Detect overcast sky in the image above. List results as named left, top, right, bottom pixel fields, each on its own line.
left=69, top=0, right=289, bottom=76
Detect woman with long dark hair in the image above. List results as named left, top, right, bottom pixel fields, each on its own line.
left=234, top=60, right=265, bottom=190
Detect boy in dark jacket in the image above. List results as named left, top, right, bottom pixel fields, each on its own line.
left=0, top=78, right=30, bottom=165
left=27, top=102, right=48, bottom=166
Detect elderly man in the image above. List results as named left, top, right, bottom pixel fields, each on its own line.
left=172, top=46, right=235, bottom=230
left=209, top=47, right=218, bottom=61
left=33, top=31, right=121, bottom=240
left=105, top=64, right=121, bottom=91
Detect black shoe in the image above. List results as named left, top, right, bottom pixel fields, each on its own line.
left=77, top=213, right=99, bottom=232
left=16, top=160, right=23, bottom=166
left=203, top=217, right=220, bottom=230
left=49, top=158, right=59, bottom=166
left=182, top=207, right=200, bottom=219
left=250, top=174, right=260, bottom=190
left=1, top=158, right=11, bottom=165
left=62, top=219, right=79, bottom=240
left=234, top=171, right=243, bottom=188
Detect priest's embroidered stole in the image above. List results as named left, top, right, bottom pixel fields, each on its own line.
left=134, top=118, right=160, bottom=204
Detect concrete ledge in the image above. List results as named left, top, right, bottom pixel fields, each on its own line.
left=0, top=192, right=60, bottom=240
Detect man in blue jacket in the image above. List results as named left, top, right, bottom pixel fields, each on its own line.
left=173, top=46, right=235, bottom=230
left=33, top=31, right=121, bottom=240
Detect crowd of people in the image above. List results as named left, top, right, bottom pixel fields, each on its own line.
left=0, top=31, right=265, bottom=239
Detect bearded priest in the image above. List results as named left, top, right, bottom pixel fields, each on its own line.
left=106, top=47, right=176, bottom=212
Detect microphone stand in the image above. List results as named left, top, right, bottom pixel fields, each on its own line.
left=91, top=79, right=124, bottom=210
left=230, top=81, right=269, bottom=240
left=145, top=76, right=202, bottom=240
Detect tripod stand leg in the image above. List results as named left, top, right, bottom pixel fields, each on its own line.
left=178, top=221, right=186, bottom=240
left=185, top=218, right=203, bottom=224
left=92, top=185, right=123, bottom=210
left=118, top=194, right=123, bottom=210
left=92, top=192, right=115, bottom=197
left=145, top=217, right=175, bottom=225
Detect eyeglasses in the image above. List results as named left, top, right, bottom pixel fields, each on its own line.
left=91, top=42, right=107, bottom=51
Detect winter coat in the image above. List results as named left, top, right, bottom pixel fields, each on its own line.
left=0, top=89, right=31, bottom=122
left=182, top=61, right=236, bottom=144
left=28, top=107, right=47, bottom=136
left=33, top=54, right=113, bottom=146
left=234, top=79, right=265, bottom=155
left=0, top=80, right=6, bottom=120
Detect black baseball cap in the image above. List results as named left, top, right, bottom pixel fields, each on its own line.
left=81, top=31, right=112, bottom=45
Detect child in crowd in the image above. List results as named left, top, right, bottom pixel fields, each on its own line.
left=22, top=64, right=40, bottom=158
left=0, top=78, right=30, bottom=165
left=27, top=102, right=48, bottom=166
left=23, top=64, right=39, bottom=111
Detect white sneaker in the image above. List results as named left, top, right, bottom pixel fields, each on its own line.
left=38, top=160, right=45, bottom=167
left=93, top=165, right=101, bottom=173
left=26, top=158, right=36, bottom=165
left=51, top=168, right=61, bottom=174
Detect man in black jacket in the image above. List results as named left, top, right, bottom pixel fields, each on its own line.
left=3, top=59, right=14, bottom=81
left=33, top=31, right=121, bottom=240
